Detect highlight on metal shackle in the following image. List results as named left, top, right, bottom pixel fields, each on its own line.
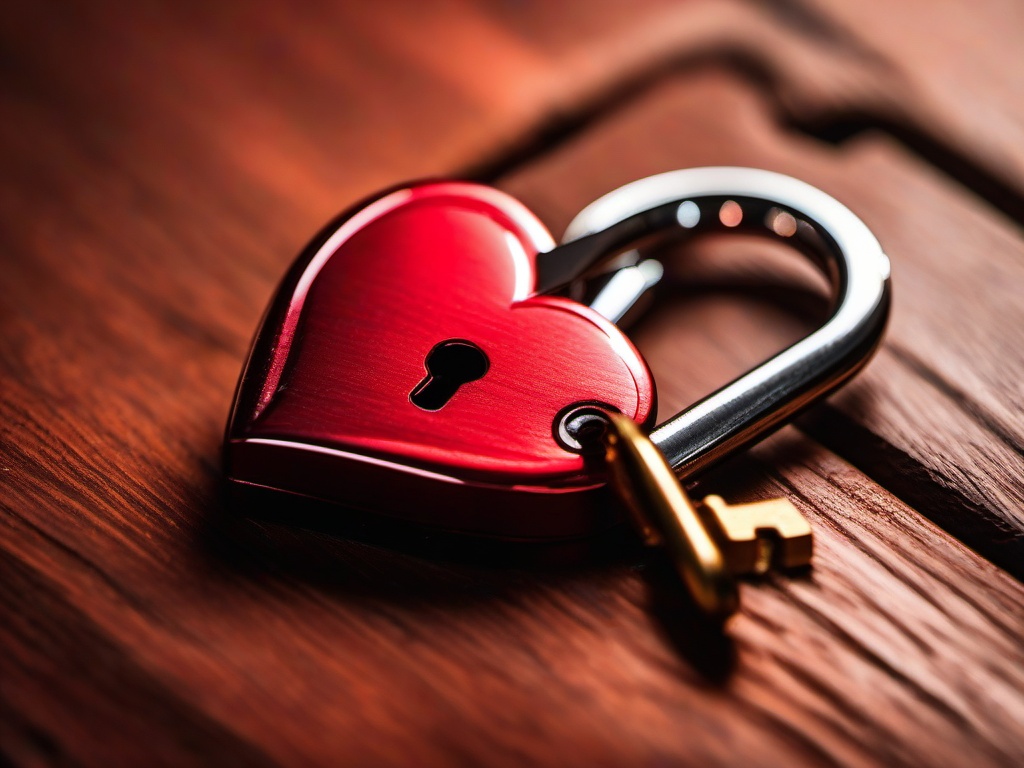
left=535, top=167, right=891, bottom=475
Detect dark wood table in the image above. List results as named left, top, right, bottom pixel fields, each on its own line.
left=3, top=2, right=1024, bottom=765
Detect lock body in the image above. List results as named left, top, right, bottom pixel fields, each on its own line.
left=225, top=182, right=655, bottom=540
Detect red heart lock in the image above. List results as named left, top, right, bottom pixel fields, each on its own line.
left=226, top=182, right=655, bottom=539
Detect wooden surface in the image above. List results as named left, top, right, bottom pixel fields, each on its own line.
left=2, top=2, right=1024, bottom=765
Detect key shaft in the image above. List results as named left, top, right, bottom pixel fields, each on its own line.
left=602, top=413, right=814, bottom=620
left=603, top=413, right=739, bottom=618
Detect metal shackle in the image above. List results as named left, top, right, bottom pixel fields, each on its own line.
left=538, top=167, right=891, bottom=476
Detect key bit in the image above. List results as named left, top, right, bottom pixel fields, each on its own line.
left=601, top=412, right=813, bottom=619
left=700, top=495, right=812, bottom=576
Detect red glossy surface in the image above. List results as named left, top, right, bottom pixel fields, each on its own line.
left=226, top=182, right=655, bottom=538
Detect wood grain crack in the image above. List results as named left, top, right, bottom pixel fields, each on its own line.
left=462, top=16, right=1024, bottom=231
left=886, top=341, right=1024, bottom=461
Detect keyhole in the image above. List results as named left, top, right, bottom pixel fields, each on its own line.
left=410, top=339, right=489, bottom=411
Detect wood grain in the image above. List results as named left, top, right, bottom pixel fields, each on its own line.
left=2, top=1, right=1024, bottom=765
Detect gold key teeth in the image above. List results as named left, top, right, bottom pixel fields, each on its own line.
left=699, top=495, right=813, bottom=576
left=601, top=412, right=814, bottom=619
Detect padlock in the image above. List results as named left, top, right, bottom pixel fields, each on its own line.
left=224, top=168, right=890, bottom=547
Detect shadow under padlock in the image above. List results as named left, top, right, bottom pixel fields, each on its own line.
left=222, top=168, right=890, bottom=627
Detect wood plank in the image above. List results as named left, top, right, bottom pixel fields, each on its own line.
left=501, top=68, right=1024, bottom=574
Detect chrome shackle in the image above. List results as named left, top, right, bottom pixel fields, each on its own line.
left=537, top=167, right=891, bottom=476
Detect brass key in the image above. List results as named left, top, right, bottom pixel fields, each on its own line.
left=601, top=412, right=812, bottom=619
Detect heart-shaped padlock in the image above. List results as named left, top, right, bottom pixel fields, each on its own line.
left=225, top=169, right=889, bottom=542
